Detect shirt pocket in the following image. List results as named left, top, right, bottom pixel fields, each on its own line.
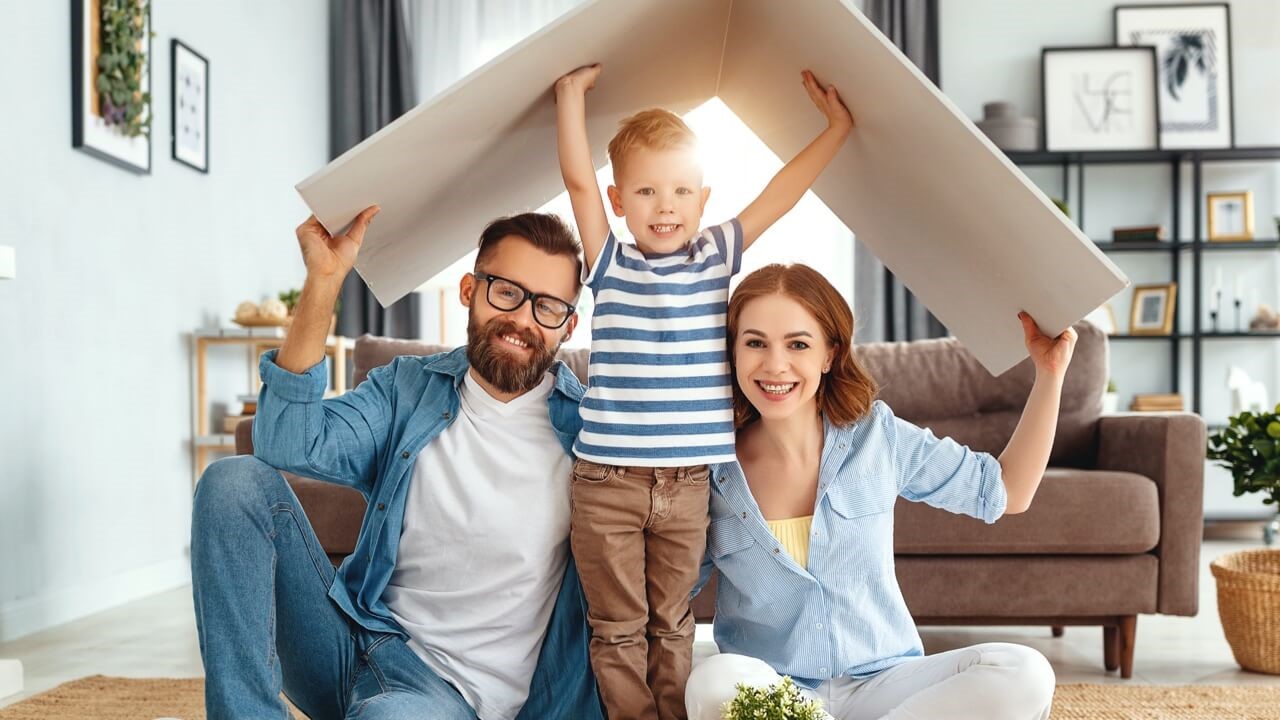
left=707, top=516, right=795, bottom=612
left=825, top=481, right=896, bottom=520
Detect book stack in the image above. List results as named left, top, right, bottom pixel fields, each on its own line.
left=1112, top=225, right=1167, bottom=242
left=222, top=393, right=259, bottom=433
left=1130, top=393, right=1184, bottom=412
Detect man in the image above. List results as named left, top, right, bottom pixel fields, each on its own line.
left=191, top=206, right=603, bottom=719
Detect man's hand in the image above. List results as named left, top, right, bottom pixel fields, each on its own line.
left=1019, top=312, right=1077, bottom=379
left=801, top=69, right=853, bottom=135
left=555, top=63, right=602, bottom=99
left=296, top=206, right=380, bottom=280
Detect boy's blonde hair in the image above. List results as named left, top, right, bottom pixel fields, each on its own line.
left=607, top=108, right=699, bottom=179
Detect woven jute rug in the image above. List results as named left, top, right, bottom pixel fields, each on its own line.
left=1, top=676, right=1278, bottom=719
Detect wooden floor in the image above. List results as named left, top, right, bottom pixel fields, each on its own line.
left=1, top=538, right=1277, bottom=708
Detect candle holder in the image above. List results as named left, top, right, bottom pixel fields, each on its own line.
left=1210, top=309, right=1219, bottom=333
left=1235, top=299, right=1244, bottom=333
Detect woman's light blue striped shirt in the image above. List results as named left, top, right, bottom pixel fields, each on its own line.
left=699, top=401, right=1007, bottom=687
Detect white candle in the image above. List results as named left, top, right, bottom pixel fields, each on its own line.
left=1215, top=266, right=1223, bottom=291
left=1234, top=274, right=1244, bottom=300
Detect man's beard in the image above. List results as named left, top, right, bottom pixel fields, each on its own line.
left=466, top=314, right=559, bottom=394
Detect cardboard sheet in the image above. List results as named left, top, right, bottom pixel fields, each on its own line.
left=296, top=0, right=1129, bottom=376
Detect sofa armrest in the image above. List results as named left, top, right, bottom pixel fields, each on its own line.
left=1096, top=412, right=1205, bottom=616
left=235, top=417, right=255, bottom=455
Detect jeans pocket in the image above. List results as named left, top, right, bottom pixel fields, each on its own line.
left=685, top=464, right=711, bottom=486
left=573, top=458, right=616, bottom=484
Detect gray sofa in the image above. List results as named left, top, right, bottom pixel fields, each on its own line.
left=235, top=321, right=1205, bottom=678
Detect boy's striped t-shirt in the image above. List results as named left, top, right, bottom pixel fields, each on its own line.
left=575, top=218, right=745, bottom=467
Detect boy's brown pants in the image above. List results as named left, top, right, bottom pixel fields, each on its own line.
left=570, top=459, right=711, bottom=720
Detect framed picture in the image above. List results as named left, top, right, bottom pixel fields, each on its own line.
left=1085, top=303, right=1118, bottom=335
left=171, top=39, right=209, bottom=173
left=1042, top=46, right=1160, bottom=152
left=1206, top=191, right=1254, bottom=241
left=1114, top=3, right=1234, bottom=149
left=71, top=0, right=152, bottom=174
left=1130, top=283, right=1177, bottom=335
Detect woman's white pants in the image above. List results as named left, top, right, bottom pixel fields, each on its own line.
left=686, top=643, right=1055, bottom=720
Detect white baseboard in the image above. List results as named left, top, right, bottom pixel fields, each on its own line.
left=0, top=659, right=22, bottom=700
left=0, top=557, right=190, bottom=643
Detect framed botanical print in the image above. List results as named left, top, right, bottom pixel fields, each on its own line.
left=1114, top=3, right=1234, bottom=149
left=171, top=39, right=209, bottom=173
left=1206, top=191, right=1254, bottom=242
left=71, top=0, right=152, bottom=173
left=1042, top=46, right=1160, bottom=152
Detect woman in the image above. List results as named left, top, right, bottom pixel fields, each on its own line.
left=685, top=264, right=1076, bottom=720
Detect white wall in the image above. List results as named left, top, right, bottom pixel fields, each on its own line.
left=941, top=0, right=1280, bottom=519
left=0, top=1, right=327, bottom=640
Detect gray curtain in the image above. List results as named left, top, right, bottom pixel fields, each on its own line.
left=857, top=0, right=947, bottom=343
left=330, top=0, right=421, bottom=339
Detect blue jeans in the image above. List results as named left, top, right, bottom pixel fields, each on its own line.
left=191, top=455, right=478, bottom=720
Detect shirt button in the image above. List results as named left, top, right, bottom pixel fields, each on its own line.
left=401, top=451, right=410, bottom=459
left=741, top=512, right=748, bottom=519
left=820, top=666, right=828, bottom=674
left=816, top=623, right=824, bottom=629
left=376, top=503, right=386, bottom=511
left=442, top=411, right=451, bottom=419
left=718, top=475, right=725, bottom=483
left=773, top=548, right=780, bottom=554
left=838, top=443, right=846, bottom=449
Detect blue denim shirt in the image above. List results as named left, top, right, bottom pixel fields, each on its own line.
left=252, top=347, right=602, bottom=720
left=698, top=401, right=1007, bottom=688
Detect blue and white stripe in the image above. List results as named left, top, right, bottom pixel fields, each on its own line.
left=575, top=219, right=744, bottom=467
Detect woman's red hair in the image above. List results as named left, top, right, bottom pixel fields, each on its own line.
left=727, top=264, right=878, bottom=428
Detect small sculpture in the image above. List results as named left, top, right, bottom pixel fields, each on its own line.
left=1227, top=366, right=1270, bottom=414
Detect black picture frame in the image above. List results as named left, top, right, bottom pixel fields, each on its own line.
left=171, top=38, right=209, bottom=173
left=70, top=0, right=152, bottom=174
left=1114, top=3, right=1235, bottom=150
left=1041, top=45, right=1162, bottom=153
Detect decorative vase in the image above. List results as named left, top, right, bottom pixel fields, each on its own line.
left=1102, top=392, right=1119, bottom=414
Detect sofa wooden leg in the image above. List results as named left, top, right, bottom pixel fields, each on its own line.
left=1118, top=615, right=1136, bottom=679
left=1052, top=625, right=1064, bottom=637
left=1103, top=625, right=1119, bottom=671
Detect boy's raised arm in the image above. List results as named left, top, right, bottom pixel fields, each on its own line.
left=555, top=64, right=611, bottom=273
left=739, top=70, right=854, bottom=251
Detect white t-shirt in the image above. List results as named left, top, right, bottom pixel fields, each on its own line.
left=384, top=370, right=572, bottom=720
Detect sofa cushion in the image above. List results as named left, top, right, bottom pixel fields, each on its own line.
left=858, top=321, right=1107, bottom=467
left=897, top=554, right=1159, bottom=617
left=894, top=467, right=1159, bottom=555
left=285, top=474, right=365, bottom=555
left=351, top=335, right=590, bottom=386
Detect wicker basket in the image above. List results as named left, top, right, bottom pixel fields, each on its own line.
left=1210, top=548, right=1280, bottom=674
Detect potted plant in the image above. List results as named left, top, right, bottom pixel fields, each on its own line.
left=1207, top=406, right=1280, bottom=542
left=1102, top=379, right=1119, bottom=414
left=1206, top=407, right=1280, bottom=674
left=721, top=677, right=825, bottom=720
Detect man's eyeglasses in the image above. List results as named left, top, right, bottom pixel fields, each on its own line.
left=474, top=272, right=576, bottom=329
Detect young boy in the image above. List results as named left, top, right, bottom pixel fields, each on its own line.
left=555, top=63, right=853, bottom=720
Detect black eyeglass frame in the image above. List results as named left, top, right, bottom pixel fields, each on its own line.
left=474, top=272, right=576, bottom=329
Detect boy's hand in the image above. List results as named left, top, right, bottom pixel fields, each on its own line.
left=802, top=70, right=853, bottom=134
left=555, top=64, right=602, bottom=97
left=1019, top=312, right=1077, bottom=379
left=296, top=206, right=379, bottom=281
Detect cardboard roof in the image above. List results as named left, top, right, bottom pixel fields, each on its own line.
left=296, top=0, right=1128, bottom=376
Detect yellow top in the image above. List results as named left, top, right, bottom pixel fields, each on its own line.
left=766, top=515, right=813, bottom=568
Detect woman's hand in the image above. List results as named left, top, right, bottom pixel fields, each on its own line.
left=1019, top=312, right=1077, bottom=379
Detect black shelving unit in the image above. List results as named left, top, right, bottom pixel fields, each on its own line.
left=1006, top=147, right=1280, bottom=414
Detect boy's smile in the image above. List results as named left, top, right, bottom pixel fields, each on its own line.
left=608, top=145, right=711, bottom=255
